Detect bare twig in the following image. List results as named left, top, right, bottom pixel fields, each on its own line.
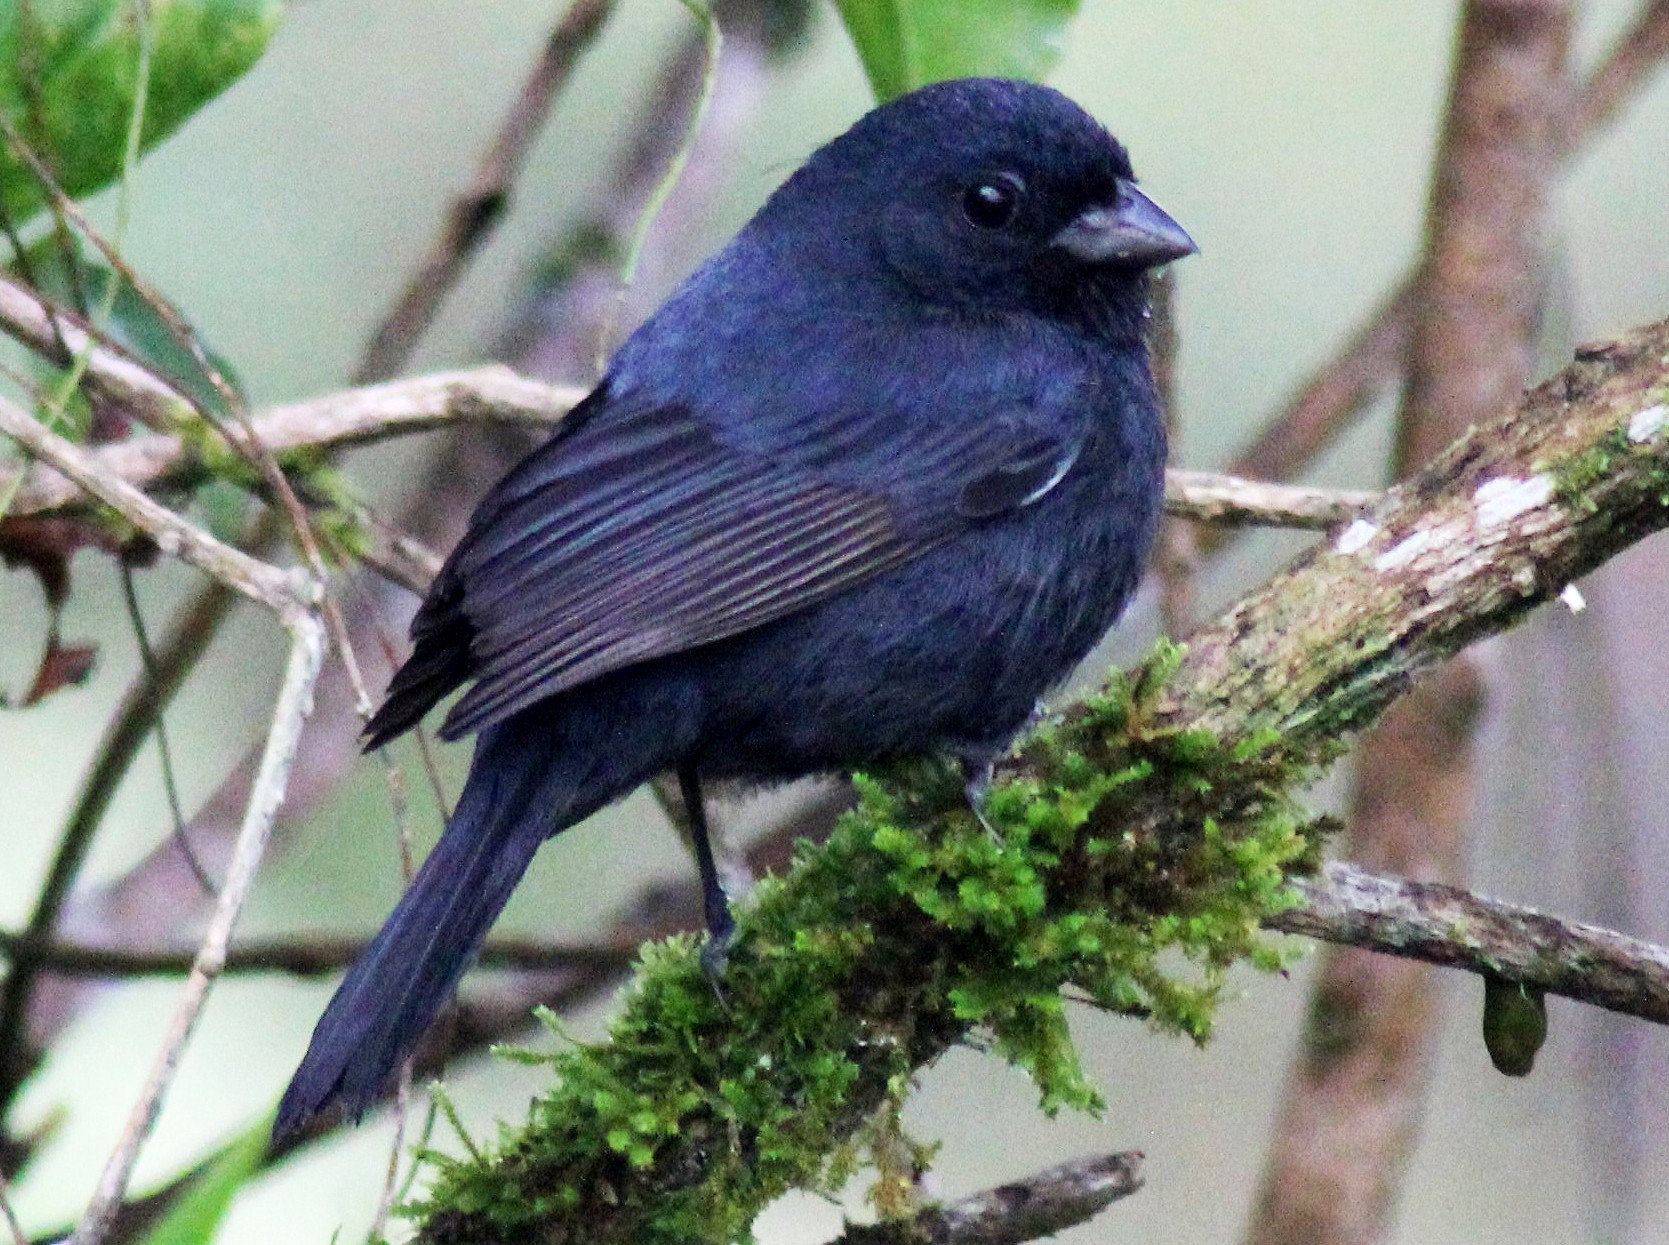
left=0, top=272, right=190, bottom=428
left=354, top=0, right=619, bottom=384
left=0, top=930, right=636, bottom=979
left=1148, top=271, right=1198, bottom=634
left=118, top=562, right=213, bottom=896
left=66, top=611, right=327, bottom=1245
left=1563, top=0, right=1669, bottom=144
left=596, top=0, right=722, bottom=366
left=833, top=1152, right=1144, bottom=1245
left=0, top=390, right=315, bottom=1133
left=0, top=393, right=310, bottom=614
left=1163, top=470, right=1374, bottom=529
left=0, top=578, right=236, bottom=1111
left=4, top=371, right=1372, bottom=535
left=1269, top=863, right=1669, bottom=1026
left=3, top=368, right=584, bottom=518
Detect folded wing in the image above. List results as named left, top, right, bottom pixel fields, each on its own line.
left=365, top=388, right=1088, bottom=748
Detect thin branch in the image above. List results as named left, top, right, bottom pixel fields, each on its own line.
left=0, top=1168, right=23, bottom=1245
left=0, top=583, right=235, bottom=1110
left=0, top=384, right=317, bottom=1125
left=118, top=562, right=213, bottom=897
left=0, top=931, right=636, bottom=980
left=3, top=367, right=1370, bottom=533
left=66, top=611, right=327, bottom=1245
left=1163, top=470, right=1374, bottom=529
left=1269, top=863, right=1669, bottom=1026
left=595, top=0, right=722, bottom=366
left=353, top=0, right=619, bottom=384
left=1, top=113, right=345, bottom=632
left=1149, top=271, right=1198, bottom=634
left=0, top=394, right=309, bottom=614
left=1563, top=0, right=1669, bottom=144
left=2, top=368, right=583, bottom=518
left=0, top=271, right=191, bottom=428
left=833, top=1153, right=1144, bottom=1245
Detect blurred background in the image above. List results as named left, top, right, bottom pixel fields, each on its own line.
left=2, top=1, right=1668, bottom=1241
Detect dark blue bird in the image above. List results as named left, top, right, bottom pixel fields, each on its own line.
left=275, top=76, right=1193, bottom=1140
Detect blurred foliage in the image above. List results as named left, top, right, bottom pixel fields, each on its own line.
left=0, top=0, right=282, bottom=223
left=831, top=0, right=1078, bottom=100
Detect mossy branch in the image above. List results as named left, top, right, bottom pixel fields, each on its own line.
left=403, top=321, right=1669, bottom=1244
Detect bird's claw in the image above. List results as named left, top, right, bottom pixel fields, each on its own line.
left=699, top=908, right=736, bottom=1010
left=961, top=758, right=1001, bottom=842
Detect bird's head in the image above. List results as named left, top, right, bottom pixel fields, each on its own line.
left=756, top=77, right=1195, bottom=326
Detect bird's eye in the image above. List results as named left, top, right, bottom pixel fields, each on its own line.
left=962, top=176, right=1023, bottom=229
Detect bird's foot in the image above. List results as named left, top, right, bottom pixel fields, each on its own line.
left=699, top=903, right=736, bottom=1008
left=960, top=757, right=1001, bottom=842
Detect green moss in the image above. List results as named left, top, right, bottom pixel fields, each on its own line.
left=1550, top=428, right=1625, bottom=513
left=405, top=641, right=1327, bottom=1243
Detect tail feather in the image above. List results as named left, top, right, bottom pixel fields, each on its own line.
left=273, top=771, right=543, bottom=1141
left=274, top=711, right=609, bottom=1142
left=276, top=675, right=698, bottom=1144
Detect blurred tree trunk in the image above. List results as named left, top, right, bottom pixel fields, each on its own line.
left=1244, top=3, right=1572, bottom=1242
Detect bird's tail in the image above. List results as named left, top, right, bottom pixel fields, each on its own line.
left=273, top=702, right=668, bottom=1143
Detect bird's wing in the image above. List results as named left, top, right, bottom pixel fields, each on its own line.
left=366, top=391, right=1087, bottom=746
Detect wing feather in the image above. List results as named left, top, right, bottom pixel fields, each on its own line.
left=368, top=388, right=1092, bottom=747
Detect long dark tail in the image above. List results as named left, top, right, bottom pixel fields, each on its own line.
left=273, top=693, right=682, bottom=1142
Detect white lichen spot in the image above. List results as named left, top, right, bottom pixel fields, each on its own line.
left=155, top=530, right=182, bottom=556
left=1560, top=583, right=1587, bottom=613
left=1374, top=530, right=1431, bottom=572
left=1628, top=403, right=1668, bottom=444
left=1513, top=565, right=1537, bottom=593
left=1473, top=475, right=1554, bottom=529
left=1336, top=518, right=1378, bottom=554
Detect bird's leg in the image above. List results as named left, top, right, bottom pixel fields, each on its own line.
left=678, top=761, right=735, bottom=983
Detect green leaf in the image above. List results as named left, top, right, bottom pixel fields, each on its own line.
left=1, top=0, right=282, bottom=223
left=831, top=0, right=1079, bottom=101
left=132, top=1116, right=270, bottom=1245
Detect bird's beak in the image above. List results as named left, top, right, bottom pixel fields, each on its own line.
left=1051, top=181, right=1196, bottom=268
